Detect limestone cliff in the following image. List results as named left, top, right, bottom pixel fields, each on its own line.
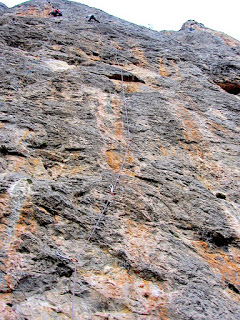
left=0, top=0, right=240, bottom=319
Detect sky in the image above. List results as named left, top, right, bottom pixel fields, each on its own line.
left=2, top=0, right=240, bottom=41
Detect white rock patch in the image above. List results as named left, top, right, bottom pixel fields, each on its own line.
left=45, top=59, right=75, bottom=72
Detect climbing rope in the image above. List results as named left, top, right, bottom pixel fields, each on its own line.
left=0, top=57, right=38, bottom=107
left=70, top=21, right=132, bottom=320
left=0, top=0, right=60, bottom=107
left=0, top=7, right=131, bottom=318
left=0, top=1, right=55, bottom=108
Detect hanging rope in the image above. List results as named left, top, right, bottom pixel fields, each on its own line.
left=70, top=20, right=132, bottom=320
left=0, top=57, right=38, bottom=107
left=0, top=0, right=60, bottom=107
left=0, top=8, right=131, bottom=318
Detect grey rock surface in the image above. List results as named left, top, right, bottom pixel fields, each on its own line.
left=0, top=2, right=7, bottom=15
left=0, top=0, right=240, bottom=319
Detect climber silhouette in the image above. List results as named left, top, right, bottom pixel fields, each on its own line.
left=49, top=8, right=62, bottom=17
left=86, top=14, right=100, bottom=23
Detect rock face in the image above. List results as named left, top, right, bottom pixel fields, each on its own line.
left=0, top=2, right=8, bottom=14
left=0, top=0, right=240, bottom=319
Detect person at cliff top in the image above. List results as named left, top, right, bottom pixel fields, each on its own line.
left=86, top=14, right=100, bottom=23
left=49, top=9, right=62, bottom=17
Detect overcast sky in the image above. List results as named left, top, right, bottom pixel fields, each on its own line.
left=2, top=0, right=240, bottom=41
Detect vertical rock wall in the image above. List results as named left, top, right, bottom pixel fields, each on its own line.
left=0, top=1, right=240, bottom=319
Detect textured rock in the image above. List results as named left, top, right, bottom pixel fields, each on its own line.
left=0, top=3, right=7, bottom=15
left=0, top=0, right=240, bottom=319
